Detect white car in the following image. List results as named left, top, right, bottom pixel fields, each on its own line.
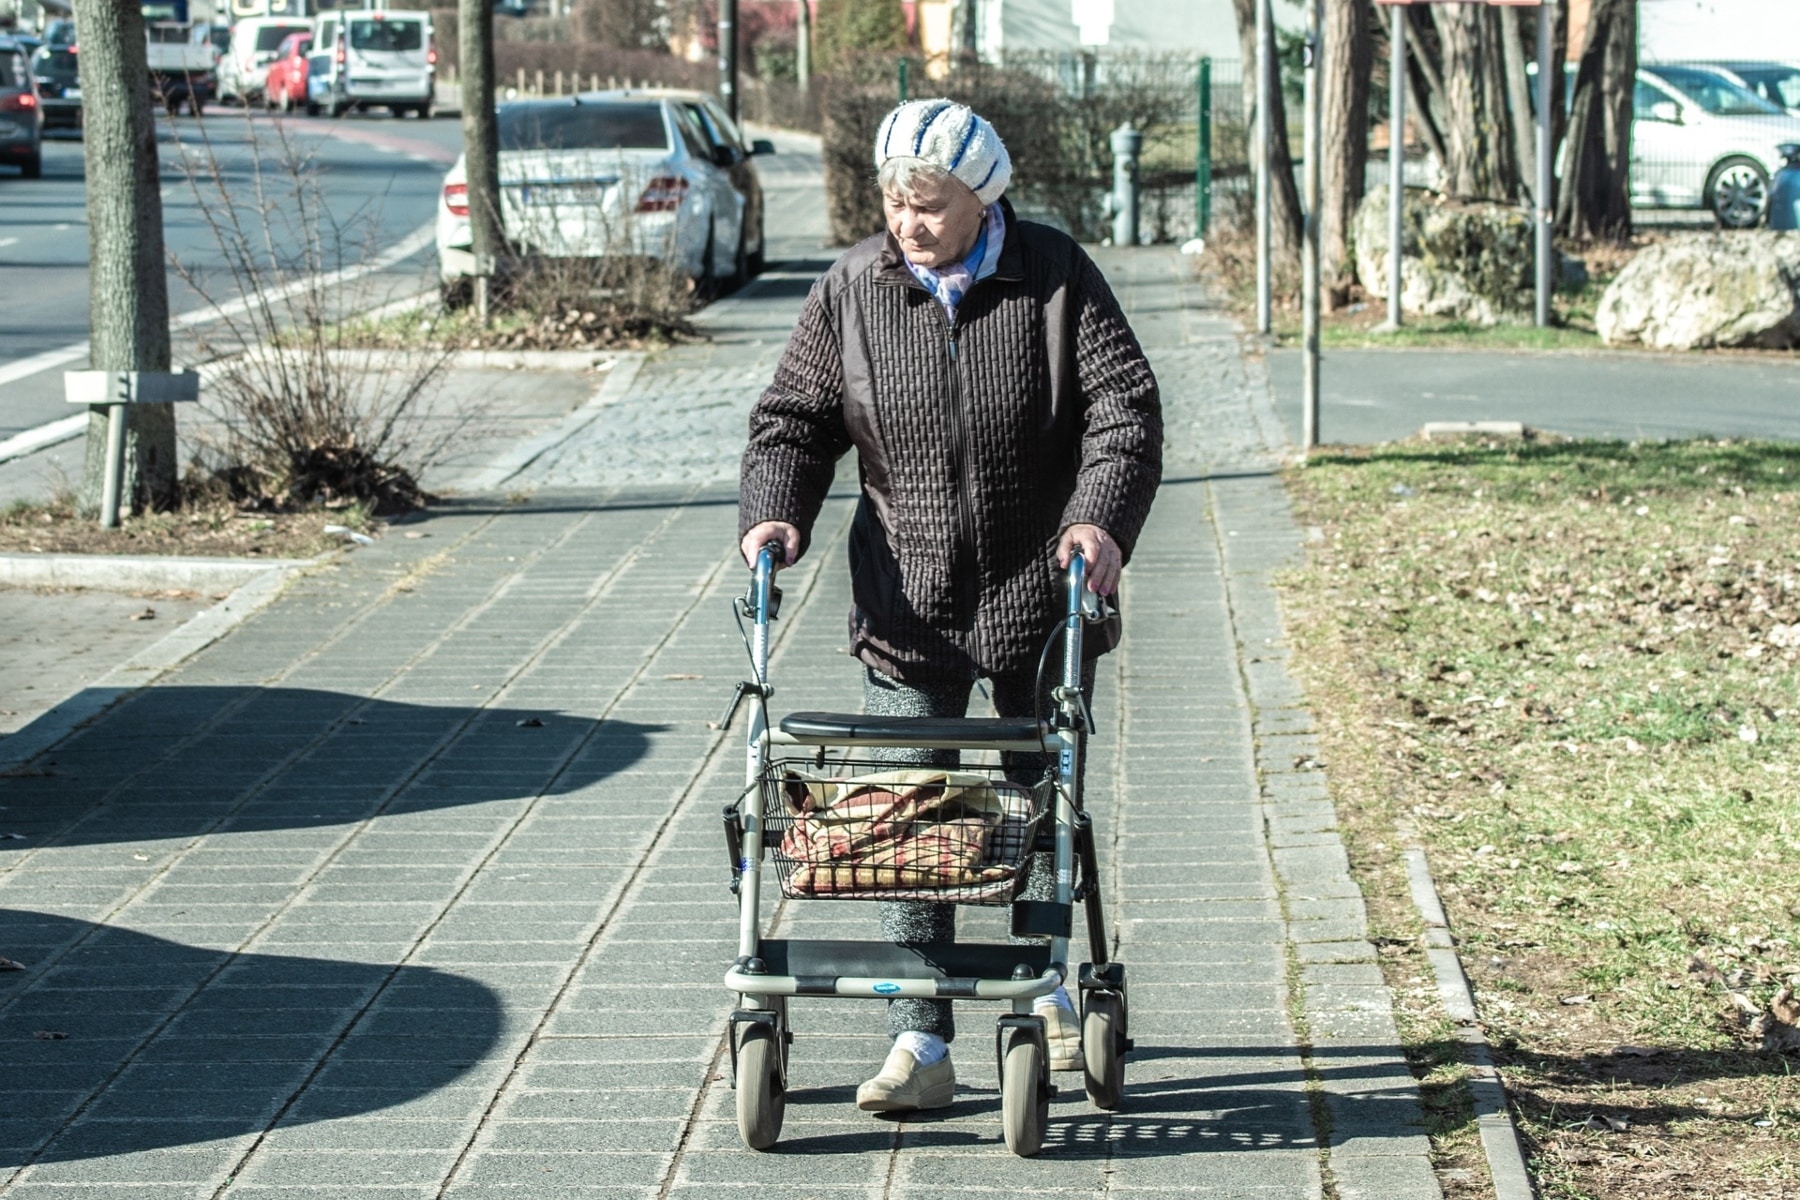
left=307, top=8, right=435, bottom=119
left=1703, top=61, right=1800, bottom=116
left=1634, top=64, right=1800, bottom=227
left=437, top=90, right=773, bottom=302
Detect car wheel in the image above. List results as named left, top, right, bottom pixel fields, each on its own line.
left=416, top=99, right=433, bottom=120
left=305, top=100, right=321, bottom=117
left=697, top=227, right=717, bottom=296
left=440, top=278, right=473, bottom=311
left=21, top=150, right=41, bottom=179
left=747, top=215, right=765, bottom=276
left=728, top=227, right=749, bottom=290
left=1708, top=156, right=1770, bottom=229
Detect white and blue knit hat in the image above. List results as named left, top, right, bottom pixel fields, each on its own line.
left=873, top=99, right=1012, bottom=205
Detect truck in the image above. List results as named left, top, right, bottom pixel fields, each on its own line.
left=141, top=1, right=216, bottom=114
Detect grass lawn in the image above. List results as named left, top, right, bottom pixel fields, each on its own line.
left=1278, top=436, right=1800, bottom=1200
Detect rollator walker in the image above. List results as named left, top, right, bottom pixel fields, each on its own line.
left=719, top=545, right=1131, bottom=1155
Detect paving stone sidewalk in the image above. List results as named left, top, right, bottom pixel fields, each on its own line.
left=0, top=247, right=1442, bottom=1199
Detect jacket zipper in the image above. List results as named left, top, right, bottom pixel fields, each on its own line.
left=944, top=321, right=983, bottom=681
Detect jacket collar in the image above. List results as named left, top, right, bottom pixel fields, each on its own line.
left=877, top=195, right=1026, bottom=290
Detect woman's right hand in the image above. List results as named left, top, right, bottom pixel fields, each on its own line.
left=740, top=521, right=802, bottom=569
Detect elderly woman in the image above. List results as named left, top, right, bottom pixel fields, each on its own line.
left=738, top=99, right=1162, bottom=1113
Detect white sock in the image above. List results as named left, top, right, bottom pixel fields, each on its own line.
left=1034, top=985, right=1076, bottom=1013
left=894, top=1030, right=948, bottom=1066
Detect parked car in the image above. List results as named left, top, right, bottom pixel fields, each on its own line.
left=436, top=90, right=774, bottom=300
left=30, top=42, right=79, bottom=132
left=262, top=31, right=310, bottom=114
left=1633, top=64, right=1800, bottom=228
left=0, top=35, right=43, bottom=177
left=307, top=9, right=434, bottom=119
left=218, top=16, right=312, bottom=104
left=1700, top=61, right=1800, bottom=115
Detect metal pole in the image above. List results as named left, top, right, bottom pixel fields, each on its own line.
left=1112, top=123, right=1143, bottom=247
left=795, top=0, right=810, bottom=94
left=1535, top=0, right=1554, bottom=327
left=1255, top=0, right=1272, bottom=334
left=1385, top=1, right=1406, bottom=330
left=1302, top=0, right=1321, bottom=449
left=1197, top=57, right=1212, bottom=237
left=718, top=0, right=738, bottom=123
left=99, top=403, right=127, bottom=529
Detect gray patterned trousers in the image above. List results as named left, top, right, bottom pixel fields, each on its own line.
left=862, top=663, right=1094, bottom=1042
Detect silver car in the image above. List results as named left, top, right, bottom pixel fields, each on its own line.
left=1634, top=64, right=1800, bottom=228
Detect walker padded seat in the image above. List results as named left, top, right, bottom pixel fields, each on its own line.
left=778, top=712, right=1045, bottom=746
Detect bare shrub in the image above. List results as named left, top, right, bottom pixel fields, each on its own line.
left=165, top=112, right=453, bottom=515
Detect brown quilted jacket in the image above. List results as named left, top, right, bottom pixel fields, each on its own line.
left=739, top=200, right=1163, bottom=684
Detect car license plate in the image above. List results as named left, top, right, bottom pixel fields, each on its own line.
left=519, top=183, right=602, bottom=206
left=66, top=87, right=80, bottom=99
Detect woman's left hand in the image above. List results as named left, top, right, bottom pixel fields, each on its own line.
left=1057, top=523, right=1122, bottom=596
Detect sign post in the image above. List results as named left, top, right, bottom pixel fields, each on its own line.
left=1374, top=0, right=1553, bottom=329
left=1301, top=0, right=1321, bottom=448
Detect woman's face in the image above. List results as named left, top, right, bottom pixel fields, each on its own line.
left=883, top=175, right=985, bottom=269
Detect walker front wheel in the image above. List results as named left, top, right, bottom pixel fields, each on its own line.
left=735, top=1023, right=785, bottom=1150
left=1082, top=992, right=1127, bottom=1110
left=1000, top=1028, right=1048, bottom=1157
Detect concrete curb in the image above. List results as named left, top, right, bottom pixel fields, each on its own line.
left=0, top=563, right=308, bottom=771
left=441, top=352, right=646, bottom=493
left=0, top=553, right=317, bottom=593
left=1405, top=847, right=1539, bottom=1200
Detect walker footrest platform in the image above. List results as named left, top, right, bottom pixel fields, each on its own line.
left=727, top=939, right=1058, bottom=1000
left=778, top=713, right=1046, bottom=747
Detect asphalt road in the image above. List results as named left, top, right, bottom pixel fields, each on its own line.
left=1267, top=346, right=1800, bottom=446
left=0, top=107, right=464, bottom=445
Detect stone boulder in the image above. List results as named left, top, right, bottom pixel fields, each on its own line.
left=1353, top=186, right=1536, bottom=325
left=1595, top=232, right=1800, bottom=350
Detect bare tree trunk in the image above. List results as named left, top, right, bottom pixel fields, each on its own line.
left=1557, top=0, right=1635, bottom=241
left=1402, top=8, right=1449, bottom=178
left=72, top=0, right=175, bottom=518
left=1231, top=0, right=1302, bottom=269
left=1429, top=4, right=1519, bottom=200
left=459, top=0, right=506, bottom=315
left=1498, top=4, right=1535, bottom=205
left=1320, top=0, right=1370, bottom=292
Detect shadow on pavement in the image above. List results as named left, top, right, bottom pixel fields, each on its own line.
left=0, top=908, right=503, bottom=1167
left=4, top=685, right=663, bottom=849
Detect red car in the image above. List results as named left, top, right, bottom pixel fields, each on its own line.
left=262, top=32, right=311, bottom=114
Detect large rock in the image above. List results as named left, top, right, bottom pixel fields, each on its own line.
left=1595, top=232, right=1800, bottom=350
left=1353, top=186, right=1535, bottom=325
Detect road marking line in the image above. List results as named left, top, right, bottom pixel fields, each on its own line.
left=0, top=237, right=17, bottom=248
left=0, top=221, right=437, bottom=458
left=0, top=414, right=88, bottom=464
left=0, top=342, right=89, bottom=390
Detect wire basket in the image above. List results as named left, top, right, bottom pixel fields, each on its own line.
left=757, top=761, right=1048, bottom=904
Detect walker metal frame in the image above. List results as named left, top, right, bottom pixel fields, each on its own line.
left=720, top=546, right=1131, bottom=1155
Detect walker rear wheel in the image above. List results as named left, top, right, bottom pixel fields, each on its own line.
left=1000, top=1027, right=1048, bottom=1157
left=735, top=1022, right=785, bottom=1150
left=1082, top=992, right=1126, bottom=1110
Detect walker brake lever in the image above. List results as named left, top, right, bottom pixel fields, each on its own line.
left=714, top=679, right=773, bottom=731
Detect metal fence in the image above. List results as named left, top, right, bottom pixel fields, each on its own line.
left=1631, top=59, right=1800, bottom=230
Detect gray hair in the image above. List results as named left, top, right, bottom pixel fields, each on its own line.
left=878, top=155, right=957, bottom=200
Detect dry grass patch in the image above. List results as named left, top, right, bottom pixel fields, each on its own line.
left=1279, top=436, right=1800, bottom=1200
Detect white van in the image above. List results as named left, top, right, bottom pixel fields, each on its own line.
left=219, top=16, right=313, bottom=104
left=307, top=9, right=436, bottom=119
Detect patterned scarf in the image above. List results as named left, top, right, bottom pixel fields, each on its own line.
left=904, top=202, right=1007, bottom=323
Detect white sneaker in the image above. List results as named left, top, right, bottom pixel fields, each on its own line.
left=855, top=1044, right=957, bottom=1112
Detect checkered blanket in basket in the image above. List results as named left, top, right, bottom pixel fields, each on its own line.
left=776, top=768, right=1013, bottom=896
